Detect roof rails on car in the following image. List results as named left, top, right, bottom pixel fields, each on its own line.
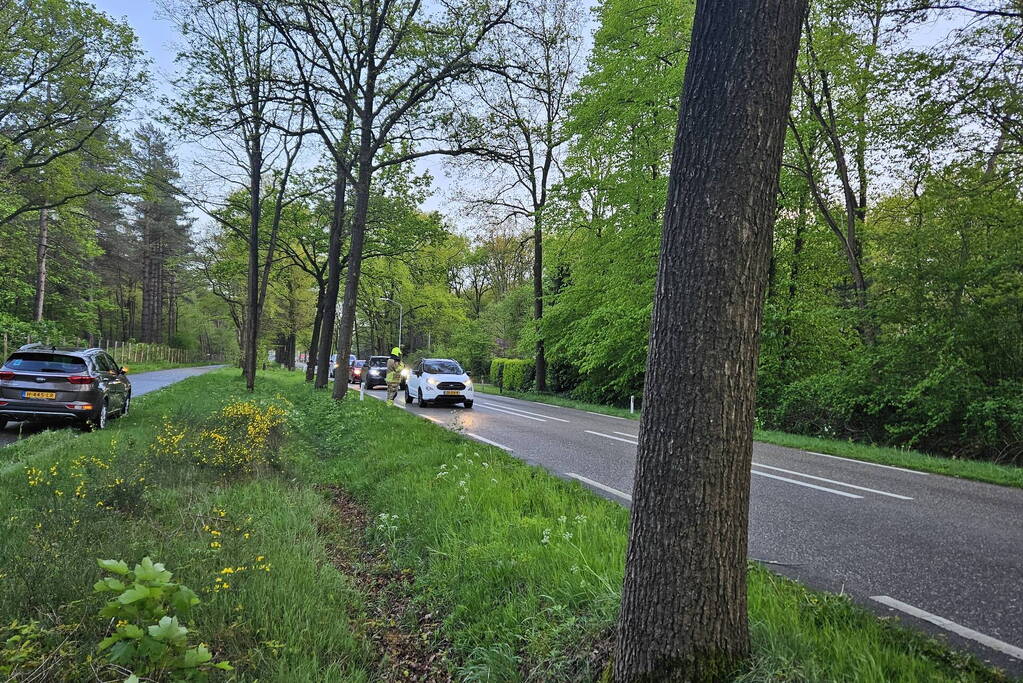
left=18, top=342, right=43, bottom=351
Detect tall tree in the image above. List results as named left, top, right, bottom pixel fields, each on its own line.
left=131, top=125, right=190, bottom=344
left=454, top=0, right=582, bottom=390
left=614, top=0, right=806, bottom=680
left=0, top=0, right=145, bottom=227
left=254, top=0, right=509, bottom=399
left=166, top=0, right=304, bottom=390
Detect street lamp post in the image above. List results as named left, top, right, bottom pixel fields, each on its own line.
left=380, top=297, right=403, bottom=350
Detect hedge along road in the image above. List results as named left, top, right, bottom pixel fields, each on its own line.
left=0, top=365, right=225, bottom=447
left=358, top=382, right=1023, bottom=677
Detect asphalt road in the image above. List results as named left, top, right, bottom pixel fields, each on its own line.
left=358, top=383, right=1023, bottom=676
left=0, top=365, right=224, bottom=447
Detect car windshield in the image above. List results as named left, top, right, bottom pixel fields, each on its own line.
left=369, top=357, right=388, bottom=367
left=424, top=360, right=463, bottom=375
left=4, top=353, right=87, bottom=373
left=355, top=360, right=366, bottom=367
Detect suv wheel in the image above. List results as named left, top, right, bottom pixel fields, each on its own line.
left=94, top=402, right=108, bottom=430
left=418, top=389, right=430, bottom=408
left=82, top=402, right=107, bottom=429
left=0, top=417, right=7, bottom=430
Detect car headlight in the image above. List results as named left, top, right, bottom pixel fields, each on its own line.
left=427, top=377, right=439, bottom=386
left=401, top=368, right=410, bottom=378
left=464, top=378, right=473, bottom=387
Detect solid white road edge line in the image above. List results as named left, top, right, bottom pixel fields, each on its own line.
left=752, top=470, right=863, bottom=499
left=752, top=462, right=914, bottom=500
left=464, top=432, right=514, bottom=452
left=804, top=451, right=929, bottom=475
left=565, top=472, right=632, bottom=501
left=475, top=403, right=547, bottom=422
left=585, top=430, right=639, bottom=446
left=614, top=431, right=639, bottom=439
left=476, top=401, right=570, bottom=422
left=871, top=596, right=1023, bottom=661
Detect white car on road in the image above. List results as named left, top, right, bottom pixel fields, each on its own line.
left=405, top=358, right=474, bottom=408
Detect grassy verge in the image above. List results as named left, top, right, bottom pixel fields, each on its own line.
left=300, top=382, right=1008, bottom=681
left=1, top=372, right=1012, bottom=681
left=475, top=385, right=1023, bottom=488
left=0, top=370, right=376, bottom=681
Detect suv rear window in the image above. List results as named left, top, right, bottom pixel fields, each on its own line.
left=4, top=353, right=87, bottom=373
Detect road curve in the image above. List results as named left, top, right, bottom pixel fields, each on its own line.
left=358, top=384, right=1023, bottom=677
left=0, top=365, right=224, bottom=447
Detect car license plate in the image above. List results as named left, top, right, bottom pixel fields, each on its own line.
left=444, top=390, right=461, bottom=396
left=23, top=391, right=56, bottom=399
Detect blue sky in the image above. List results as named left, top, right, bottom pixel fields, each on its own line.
left=93, top=1, right=177, bottom=80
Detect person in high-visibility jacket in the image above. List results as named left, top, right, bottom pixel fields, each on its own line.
left=385, top=346, right=404, bottom=405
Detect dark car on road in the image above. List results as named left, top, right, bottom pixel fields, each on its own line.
left=362, top=355, right=390, bottom=389
left=0, top=344, right=131, bottom=431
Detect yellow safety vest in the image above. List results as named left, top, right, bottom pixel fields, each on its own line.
left=385, top=359, right=403, bottom=384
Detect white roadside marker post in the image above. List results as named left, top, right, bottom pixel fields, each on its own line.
left=630, top=395, right=635, bottom=414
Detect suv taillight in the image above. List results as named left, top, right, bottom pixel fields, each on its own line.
left=0, top=371, right=13, bottom=380
left=67, top=375, right=95, bottom=385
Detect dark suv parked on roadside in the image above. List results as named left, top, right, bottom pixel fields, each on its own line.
left=0, top=344, right=131, bottom=431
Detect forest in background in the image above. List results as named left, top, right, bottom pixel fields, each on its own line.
left=1, top=0, right=1022, bottom=463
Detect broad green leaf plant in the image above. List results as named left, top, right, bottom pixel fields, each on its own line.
left=94, top=557, right=232, bottom=681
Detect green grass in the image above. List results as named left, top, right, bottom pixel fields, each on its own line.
left=475, top=385, right=1023, bottom=489
left=298, top=381, right=1009, bottom=682
left=1, top=371, right=1013, bottom=681
left=0, top=370, right=375, bottom=681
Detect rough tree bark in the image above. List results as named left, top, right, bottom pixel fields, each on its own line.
left=332, top=126, right=373, bottom=401
left=314, top=166, right=348, bottom=389
left=614, top=1, right=806, bottom=681
left=533, top=213, right=546, bottom=391
left=32, top=208, right=48, bottom=321
left=243, top=124, right=262, bottom=390
left=306, top=287, right=324, bottom=382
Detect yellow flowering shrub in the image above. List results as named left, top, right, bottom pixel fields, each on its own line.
left=151, top=399, right=288, bottom=475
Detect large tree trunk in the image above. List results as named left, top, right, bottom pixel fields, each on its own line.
left=332, top=135, right=372, bottom=401
left=614, top=1, right=806, bottom=680
left=243, top=126, right=262, bottom=391
left=315, top=165, right=348, bottom=388
left=306, top=285, right=325, bottom=382
left=533, top=214, right=546, bottom=391
left=33, top=209, right=48, bottom=322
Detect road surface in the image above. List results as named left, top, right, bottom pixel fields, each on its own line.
left=0, top=365, right=224, bottom=447
left=359, top=384, right=1023, bottom=676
